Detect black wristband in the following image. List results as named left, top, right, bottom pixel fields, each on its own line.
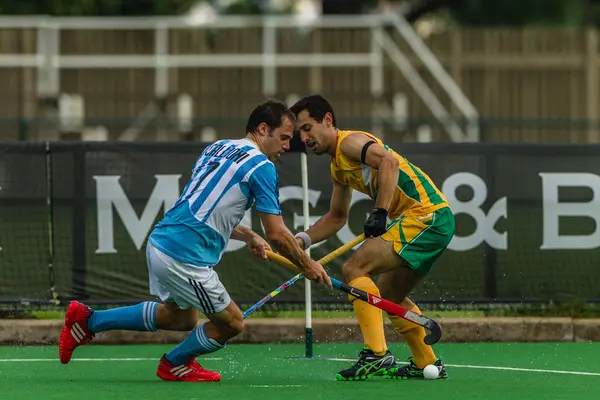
left=371, top=207, right=388, bottom=216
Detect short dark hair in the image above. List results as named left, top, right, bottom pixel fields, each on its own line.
left=289, top=94, right=337, bottom=127
left=246, top=99, right=295, bottom=134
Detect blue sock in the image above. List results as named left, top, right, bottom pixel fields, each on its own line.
left=165, top=324, right=224, bottom=366
left=87, top=302, right=159, bottom=334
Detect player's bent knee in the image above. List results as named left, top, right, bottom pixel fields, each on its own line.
left=210, top=309, right=245, bottom=341
left=342, top=260, right=367, bottom=282
left=224, top=308, right=245, bottom=335
left=227, top=318, right=245, bottom=337
left=214, top=317, right=244, bottom=342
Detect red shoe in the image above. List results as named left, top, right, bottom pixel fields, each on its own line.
left=156, top=355, right=221, bottom=382
left=59, top=301, right=94, bottom=364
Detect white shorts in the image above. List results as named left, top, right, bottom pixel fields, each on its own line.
left=146, top=242, right=231, bottom=314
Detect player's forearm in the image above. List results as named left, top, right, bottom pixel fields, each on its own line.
left=374, top=158, right=400, bottom=211
left=230, top=225, right=257, bottom=243
left=304, top=212, right=347, bottom=246
left=268, top=229, right=314, bottom=271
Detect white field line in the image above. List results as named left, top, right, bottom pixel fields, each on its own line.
left=249, top=385, right=305, bottom=388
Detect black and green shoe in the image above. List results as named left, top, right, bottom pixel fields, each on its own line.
left=335, top=349, right=396, bottom=381
left=385, top=357, right=448, bottom=380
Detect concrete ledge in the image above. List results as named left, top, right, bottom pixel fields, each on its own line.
left=573, top=319, right=600, bottom=342
left=437, top=317, right=574, bottom=342
left=0, top=318, right=598, bottom=346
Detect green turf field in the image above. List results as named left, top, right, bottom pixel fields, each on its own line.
left=1, top=343, right=599, bottom=400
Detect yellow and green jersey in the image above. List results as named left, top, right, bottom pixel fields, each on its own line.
left=330, top=130, right=449, bottom=219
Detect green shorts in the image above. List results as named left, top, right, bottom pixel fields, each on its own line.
left=381, top=206, right=455, bottom=276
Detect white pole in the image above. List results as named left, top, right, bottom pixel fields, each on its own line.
left=262, top=19, right=277, bottom=96
left=301, top=152, right=312, bottom=358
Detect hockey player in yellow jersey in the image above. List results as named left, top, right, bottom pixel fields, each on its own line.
left=290, top=95, right=455, bottom=381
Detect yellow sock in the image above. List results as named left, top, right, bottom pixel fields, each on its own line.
left=388, top=305, right=437, bottom=368
left=348, top=277, right=387, bottom=356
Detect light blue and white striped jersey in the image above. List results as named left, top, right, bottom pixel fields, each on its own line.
left=148, top=139, right=281, bottom=267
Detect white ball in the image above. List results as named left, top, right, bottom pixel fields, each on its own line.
left=423, top=364, right=439, bottom=380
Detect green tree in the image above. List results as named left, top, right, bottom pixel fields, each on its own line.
left=449, top=0, right=588, bottom=27
left=401, top=0, right=597, bottom=27
left=0, top=0, right=196, bottom=16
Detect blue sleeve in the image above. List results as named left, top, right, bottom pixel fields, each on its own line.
left=248, top=162, right=282, bottom=215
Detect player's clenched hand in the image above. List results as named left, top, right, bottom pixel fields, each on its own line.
left=247, top=236, right=272, bottom=260
left=364, top=207, right=388, bottom=237
left=302, top=260, right=332, bottom=288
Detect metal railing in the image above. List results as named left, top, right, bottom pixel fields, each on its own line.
left=0, top=13, right=479, bottom=142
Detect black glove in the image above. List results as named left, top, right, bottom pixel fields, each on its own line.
left=364, top=208, right=388, bottom=237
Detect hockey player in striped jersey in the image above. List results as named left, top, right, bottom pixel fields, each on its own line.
left=59, top=99, right=331, bottom=382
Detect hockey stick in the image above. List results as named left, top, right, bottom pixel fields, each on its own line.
left=265, top=250, right=443, bottom=345
left=243, top=234, right=365, bottom=319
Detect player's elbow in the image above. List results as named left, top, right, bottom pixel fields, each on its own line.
left=381, top=154, right=399, bottom=170
left=328, top=212, right=348, bottom=231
